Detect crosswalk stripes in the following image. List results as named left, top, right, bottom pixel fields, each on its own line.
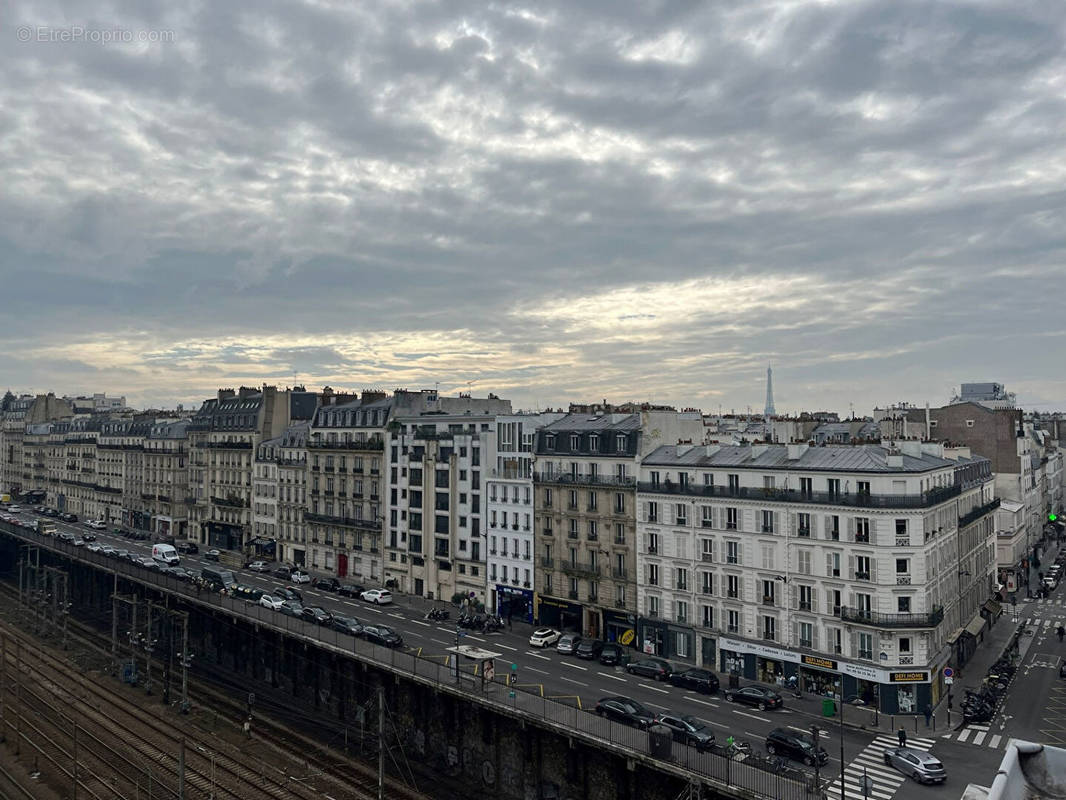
left=938, top=724, right=1007, bottom=749
left=823, top=734, right=937, bottom=800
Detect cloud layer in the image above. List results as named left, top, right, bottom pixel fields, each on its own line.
left=2, top=0, right=1065, bottom=413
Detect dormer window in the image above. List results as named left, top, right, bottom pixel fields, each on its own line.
left=589, top=434, right=599, bottom=451
left=616, top=434, right=627, bottom=451
left=570, top=434, right=580, bottom=451
left=545, top=434, right=556, bottom=450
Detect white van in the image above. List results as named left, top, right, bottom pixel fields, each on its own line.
left=152, top=543, right=180, bottom=566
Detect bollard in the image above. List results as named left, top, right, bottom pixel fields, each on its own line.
left=914, top=715, right=919, bottom=733
left=933, top=714, right=936, bottom=732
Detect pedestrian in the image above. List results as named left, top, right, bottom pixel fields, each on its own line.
left=898, top=727, right=907, bottom=748
left=1058, top=625, right=1064, bottom=643
left=923, top=703, right=932, bottom=728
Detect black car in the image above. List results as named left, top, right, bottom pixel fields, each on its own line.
left=314, top=577, right=342, bottom=592
left=61, top=513, right=77, bottom=523
left=766, top=728, right=829, bottom=766
left=111, top=549, right=130, bottom=560
left=594, top=696, right=655, bottom=729
left=81, top=532, right=97, bottom=542
left=338, top=583, right=366, bottom=598
left=656, top=712, right=716, bottom=751
left=273, top=566, right=294, bottom=579
left=331, top=615, right=364, bottom=636
left=362, top=625, right=403, bottom=648
left=625, top=657, right=673, bottom=681
left=135, top=557, right=156, bottom=570
left=165, top=567, right=195, bottom=582
left=44, top=508, right=59, bottom=517
left=176, top=542, right=199, bottom=554
left=667, top=668, right=720, bottom=694
left=274, top=587, right=303, bottom=603
left=575, top=639, right=605, bottom=660
left=599, top=643, right=624, bottom=666
left=204, top=549, right=221, bottom=562
left=232, top=585, right=265, bottom=603
left=724, top=686, right=784, bottom=710
left=301, top=606, right=333, bottom=625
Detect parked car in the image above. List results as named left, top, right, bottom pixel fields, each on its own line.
left=766, top=728, right=829, bottom=766
left=301, top=606, right=333, bottom=625
left=279, top=601, right=304, bottom=617
left=575, top=639, right=605, bottom=660
left=331, top=615, right=364, bottom=636
left=362, top=624, right=403, bottom=648
left=7, top=505, right=22, bottom=513
left=273, top=566, right=294, bottom=579
left=667, top=668, right=720, bottom=694
left=625, top=658, right=673, bottom=681
left=360, top=588, right=392, bottom=604
left=260, top=594, right=284, bottom=610
left=724, top=686, right=784, bottom=710
left=245, top=560, right=269, bottom=572
left=98, top=546, right=115, bottom=556
left=556, top=633, right=583, bottom=655
left=204, top=549, right=221, bottom=562
left=656, top=712, right=716, bottom=751
left=290, top=570, right=311, bottom=584
left=1043, top=576, right=1058, bottom=591
left=61, top=513, right=77, bottom=522
left=338, top=583, right=366, bottom=598
left=176, top=542, right=199, bottom=554
left=528, top=628, right=561, bottom=648
left=594, top=696, right=655, bottom=729
left=599, top=643, right=624, bottom=666
left=882, top=747, right=947, bottom=784
left=86, top=520, right=106, bottom=530
left=314, top=577, right=342, bottom=592
left=274, top=587, right=302, bottom=603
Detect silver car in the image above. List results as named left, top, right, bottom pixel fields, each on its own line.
left=882, top=747, right=946, bottom=784
left=556, top=633, right=582, bottom=655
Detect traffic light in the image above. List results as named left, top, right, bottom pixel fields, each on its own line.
left=510, top=663, right=518, bottom=686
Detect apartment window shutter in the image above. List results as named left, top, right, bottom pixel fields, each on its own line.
left=789, top=512, right=797, bottom=535
left=869, top=558, right=877, bottom=580
left=825, top=553, right=834, bottom=576
left=774, top=511, right=781, bottom=534
left=848, top=554, right=855, bottom=577
left=847, top=517, right=855, bottom=540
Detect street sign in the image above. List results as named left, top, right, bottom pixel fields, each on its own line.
left=945, top=677, right=953, bottom=685
left=942, top=667, right=954, bottom=678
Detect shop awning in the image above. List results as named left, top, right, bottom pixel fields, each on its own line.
left=946, top=628, right=964, bottom=645
left=983, top=600, right=1002, bottom=618
left=964, top=614, right=986, bottom=639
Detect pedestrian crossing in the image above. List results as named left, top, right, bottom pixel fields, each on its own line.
left=824, top=733, right=937, bottom=800
left=938, top=723, right=1005, bottom=749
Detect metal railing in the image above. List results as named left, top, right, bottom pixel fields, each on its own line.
left=839, top=605, right=944, bottom=628
left=2, top=522, right=823, bottom=800
left=636, top=481, right=962, bottom=510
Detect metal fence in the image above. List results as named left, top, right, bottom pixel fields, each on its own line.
left=4, top=523, right=823, bottom=800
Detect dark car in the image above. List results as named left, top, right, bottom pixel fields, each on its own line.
left=301, top=606, right=333, bottom=625
left=724, top=685, right=783, bottom=710
left=362, top=624, right=403, bottom=648
left=44, top=508, right=59, bottom=517
left=668, top=668, right=720, bottom=694
left=314, top=577, right=342, bottom=592
left=80, top=532, right=97, bottom=542
left=232, top=585, right=265, bottom=603
left=204, top=549, right=221, bottom=562
left=594, top=696, right=655, bottom=729
left=766, top=728, right=829, bottom=766
left=575, top=639, right=605, bottom=660
left=331, top=615, right=364, bottom=636
left=273, top=565, right=294, bottom=579
left=625, top=657, right=673, bottom=681
left=599, top=643, right=624, bottom=666
left=338, top=583, right=366, bottom=598
left=274, top=586, right=303, bottom=603
left=176, top=541, right=199, bottom=554
left=164, top=566, right=194, bottom=582
left=135, top=556, right=157, bottom=570
left=61, top=513, right=78, bottom=523
left=656, top=712, right=716, bottom=751
left=111, top=549, right=130, bottom=560
left=279, top=601, right=304, bottom=617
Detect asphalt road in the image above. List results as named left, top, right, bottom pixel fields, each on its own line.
left=15, top=509, right=1018, bottom=795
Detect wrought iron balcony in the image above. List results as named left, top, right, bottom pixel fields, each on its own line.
left=839, top=605, right=944, bottom=629
left=533, top=472, right=636, bottom=489
left=636, top=481, right=962, bottom=510
left=959, top=498, right=1001, bottom=528
left=561, top=561, right=601, bottom=578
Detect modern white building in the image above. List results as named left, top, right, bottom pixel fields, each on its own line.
left=995, top=500, right=1028, bottom=595
left=487, top=412, right=564, bottom=621
left=635, top=440, right=996, bottom=715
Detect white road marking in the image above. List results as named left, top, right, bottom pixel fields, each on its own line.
left=430, top=638, right=449, bottom=645
left=525, top=666, right=548, bottom=675
left=412, top=620, right=431, bottom=627
left=597, top=672, right=628, bottom=683
left=645, top=686, right=670, bottom=694
left=495, top=643, right=518, bottom=651
left=526, top=652, right=552, bottom=661
left=732, top=710, right=771, bottom=723
left=957, top=729, right=972, bottom=742
left=560, top=661, right=588, bottom=671
left=560, top=676, right=588, bottom=687
left=686, top=697, right=719, bottom=709
left=989, top=734, right=1002, bottom=748
left=973, top=730, right=987, bottom=745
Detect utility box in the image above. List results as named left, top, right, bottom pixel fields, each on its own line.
left=648, top=724, right=673, bottom=759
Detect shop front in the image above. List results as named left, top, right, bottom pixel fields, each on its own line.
left=798, top=655, right=842, bottom=700
left=639, top=616, right=668, bottom=656
left=603, top=609, right=636, bottom=646
left=718, top=637, right=800, bottom=684
left=495, top=585, right=534, bottom=623
left=535, top=595, right=583, bottom=631
left=205, top=521, right=242, bottom=551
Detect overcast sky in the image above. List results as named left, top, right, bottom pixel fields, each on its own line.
left=1, top=1, right=1064, bottom=415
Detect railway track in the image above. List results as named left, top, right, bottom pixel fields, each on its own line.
left=0, top=579, right=429, bottom=800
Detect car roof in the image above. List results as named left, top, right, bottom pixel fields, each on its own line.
left=897, top=747, right=939, bottom=762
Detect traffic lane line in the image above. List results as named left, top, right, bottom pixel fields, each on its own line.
left=525, top=666, right=549, bottom=675
left=732, top=710, right=773, bottom=723
left=598, top=672, right=628, bottom=683
left=560, top=677, right=588, bottom=687
left=560, top=661, right=588, bottom=671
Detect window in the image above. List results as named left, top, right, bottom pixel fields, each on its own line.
left=831, top=627, right=842, bottom=654
left=726, top=508, right=738, bottom=530
left=701, top=538, right=714, bottom=562
left=648, top=532, right=660, bottom=554
left=857, top=480, right=870, bottom=498
left=829, top=515, right=840, bottom=541
left=899, top=637, right=911, bottom=654
left=898, top=596, right=911, bottom=613
left=700, top=572, right=714, bottom=595
left=616, top=585, right=625, bottom=607
left=761, top=510, right=774, bottom=533
left=855, top=517, right=870, bottom=543
left=648, top=564, right=659, bottom=586
left=762, top=580, right=776, bottom=605
left=614, top=492, right=625, bottom=513
left=647, top=501, right=659, bottom=522
left=648, top=595, right=660, bottom=616
left=701, top=506, right=713, bottom=528
left=570, top=434, right=579, bottom=450
left=760, top=544, right=775, bottom=570
left=895, top=518, right=908, bottom=538
left=799, top=621, right=813, bottom=649
left=858, top=632, right=873, bottom=660
left=543, top=488, right=553, bottom=506
left=857, top=593, right=872, bottom=613
left=587, top=520, right=597, bottom=540
left=650, top=471, right=661, bottom=487
left=675, top=503, right=687, bottom=526
left=727, top=609, right=740, bottom=634
left=588, top=492, right=598, bottom=512
left=701, top=605, right=715, bottom=629
left=727, top=574, right=740, bottom=599
left=896, top=558, right=909, bottom=575
left=726, top=540, right=740, bottom=564
left=827, top=478, right=841, bottom=497
left=799, top=477, right=812, bottom=497
left=762, top=616, right=776, bottom=641
left=676, top=601, right=688, bottom=625
left=855, top=555, right=871, bottom=580
left=675, top=568, right=688, bottom=591
left=797, top=512, right=811, bottom=537
left=827, top=552, right=841, bottom=577
left=966, top=419, right=975, bottom=428
left=797, top=549, right=811, bottom=575
left=728, top=474, right=740, bottom=493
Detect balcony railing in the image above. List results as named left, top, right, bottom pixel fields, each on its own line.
left=533, top=472, right=636, bottom=489
left=959, top=498, right=1001, bottom=528
left=839, top=605, right=944, bottom=629
left=541, top=557, right=554, bottom=569
left=304, top=512, right=380, bottom=532
left=307, top=438, right=384, bottom=451
left=635, top=481, right=963, bottom=509
left=562, top=562, right=601, bottom=578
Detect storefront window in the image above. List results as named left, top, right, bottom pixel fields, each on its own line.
left=854, top=679, right=879, bottom=706
left=897, top=684, right=916, bottom=713
left=757, top=657, right=782, bottom=684
left=800, top=668, right=841, bottom=699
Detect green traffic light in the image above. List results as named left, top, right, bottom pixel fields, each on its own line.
left=1051, top=513, right=1058, bottom=522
